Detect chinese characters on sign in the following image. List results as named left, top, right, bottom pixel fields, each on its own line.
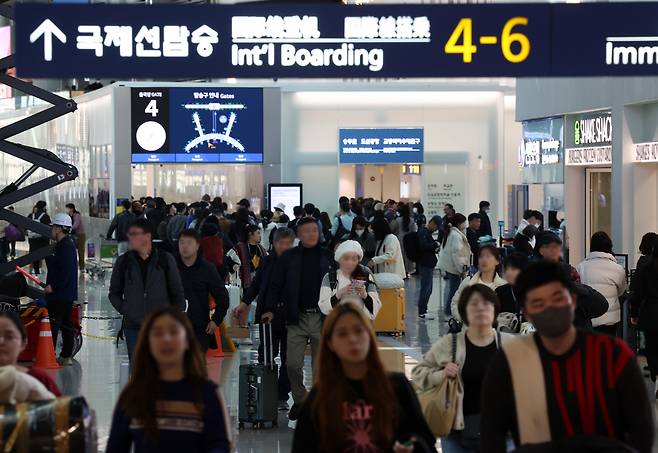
left=15, top=3, right=554, bottom=78
left=230, top=15, right=430, bottom=73
left=423, top=164, right=466, bottom=219
left=425, top=183, right=463, bottom=218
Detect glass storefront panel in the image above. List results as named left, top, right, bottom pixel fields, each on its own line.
left=587, top=168, right=612, bottom=246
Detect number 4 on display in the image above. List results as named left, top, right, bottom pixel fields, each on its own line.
left=444, top=17, right=530, bottom=64
left=145, top=100, right=159, bottom=117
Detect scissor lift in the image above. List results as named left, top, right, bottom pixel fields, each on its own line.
left=0, top=0, right=79, bottom=280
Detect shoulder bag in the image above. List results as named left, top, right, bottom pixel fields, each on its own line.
left=418, top=333, right=463, bottom=437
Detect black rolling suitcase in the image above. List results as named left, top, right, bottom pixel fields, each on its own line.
left=238, top=323, right=278, bottom=429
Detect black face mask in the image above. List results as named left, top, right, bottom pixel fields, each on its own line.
left=529, top=304, right=574, bottom=338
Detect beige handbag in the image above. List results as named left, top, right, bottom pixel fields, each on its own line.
left=418, top=333, right=463, bottom=437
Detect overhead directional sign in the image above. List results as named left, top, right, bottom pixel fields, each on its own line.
left=14, top=3, right=658, bottom=78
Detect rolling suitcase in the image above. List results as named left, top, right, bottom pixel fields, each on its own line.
left=374, top=287, right=406, bottom=336
left=238, top=323, right=278, bottom=429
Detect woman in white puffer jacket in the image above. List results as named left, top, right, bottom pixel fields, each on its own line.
left=576, top=231, right=627, bottom=336
left=438, top=214, right=471, bottom=317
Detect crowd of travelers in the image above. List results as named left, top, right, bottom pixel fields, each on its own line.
left=1, top=193, right=657, bottom=453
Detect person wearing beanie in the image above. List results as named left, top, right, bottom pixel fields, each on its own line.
left=319, top=240, right=380, bottom=320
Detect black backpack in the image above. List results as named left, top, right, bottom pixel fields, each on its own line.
left=403, top=231, right=421, bottom=262
left=334, top=216, right=350, bottom=241
left=329, top=264, right=373, bottom=291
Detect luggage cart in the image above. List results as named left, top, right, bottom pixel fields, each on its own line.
left=85, top=237, right=118, bottom=280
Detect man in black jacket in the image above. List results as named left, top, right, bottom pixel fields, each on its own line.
left=106, top=199, right=136, bottom=256
left=236, top=227, right=296, bottom=410
left=417, top=216, right=441, bottom=320
left=176, top=229, right=229, bottom=352
left=477, top=200, right=493, bottom=238
left=466, top=212, right=481, bottom=255
left=263, top=217, right=335, bottom=420
left=109, top=218, right=186, bottom=363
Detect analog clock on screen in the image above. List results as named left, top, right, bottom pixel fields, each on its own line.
left=135, top=121, right=167, bottom=152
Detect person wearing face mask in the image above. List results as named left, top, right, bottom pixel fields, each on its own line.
left=413, top=202, right=427, bottom=229
left=480, top=262, right=653, bottom=453
left=348, top=216, right=377, bottom=265
left=413, top=285, right=512, bottom=452
left=476, top=201, right=492, bottom=238
left=438, top=214, right=470, bottom=318
left=451, top=245, right=507, bottom=321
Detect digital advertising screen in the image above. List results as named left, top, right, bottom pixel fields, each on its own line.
left=339, top=128, right=424, bottom=164
left=268, top=184, right=302, bottom=220
left=131, top=87, right=263, bottom=163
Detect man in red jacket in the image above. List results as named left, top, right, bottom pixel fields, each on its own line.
left=481, top=261, right=653, bottom=453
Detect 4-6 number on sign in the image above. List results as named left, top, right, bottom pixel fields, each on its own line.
left=444, top=17, right=531, bottom=64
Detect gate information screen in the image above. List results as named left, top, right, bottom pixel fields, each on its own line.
left=131, top=87, right=263, bottom=163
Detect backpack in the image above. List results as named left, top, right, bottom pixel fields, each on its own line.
left=26, top=212, right=46, bottom=239
left=403, top=231, right=421, bottom=262
left=334, top=216, right=350, bottom=241
left=329, top=264, right=372, bottom=291
left=201, top=235, right=224, bottom=267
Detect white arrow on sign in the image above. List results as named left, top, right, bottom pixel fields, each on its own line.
left=29, top=19, right=67, bottom=62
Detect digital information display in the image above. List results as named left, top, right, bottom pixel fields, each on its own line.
left=268, top=184, right=302, bottom=220
left=339, top=128, right=424, bottom=164
left=131, top=87, right=263, bottom=164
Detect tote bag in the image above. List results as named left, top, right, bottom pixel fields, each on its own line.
left=418, top=333, right=463, bottom=437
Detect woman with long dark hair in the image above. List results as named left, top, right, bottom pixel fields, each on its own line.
left=438, top=213, right=470, bottom=317
left=0, top=311, right=60, bottom=396
left=235, top=224, right=267, bottom=291
left=368, top=218, right=406, bottom=279
left=413, top=202, right=427, bottom=229
left=292, top=302, right=435, bottom=452
left=391, top=204, right=418, bottom=276
left=106, top=307, right=231, bottom=453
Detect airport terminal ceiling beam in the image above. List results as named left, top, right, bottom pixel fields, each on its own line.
left=0, top=1, right=79, bottom=277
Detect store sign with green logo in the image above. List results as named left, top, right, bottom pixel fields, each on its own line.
left=565, top=111, right=612, bottom=166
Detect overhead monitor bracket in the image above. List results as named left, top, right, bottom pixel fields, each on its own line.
left=0, top=1, right=79, bottom=276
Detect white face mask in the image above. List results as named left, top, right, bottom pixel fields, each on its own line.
left=412, top=207, right=418, bottom=214
left=276, top=223, right=287, bottom=229
left=355, top=229, right=365, bottom=237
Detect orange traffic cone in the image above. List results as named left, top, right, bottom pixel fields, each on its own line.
left=34, top=314, right=62, bottom=369
left=207, top=327, right=224, bottom=358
